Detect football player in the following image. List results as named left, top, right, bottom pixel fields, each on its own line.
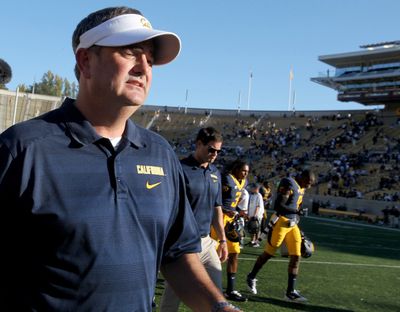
left=212, top=159, right=249, bottom=302
left=246, top=170, right=315, bottom=302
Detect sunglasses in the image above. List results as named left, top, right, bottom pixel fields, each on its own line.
left=207, top=146, right=222, bottom=154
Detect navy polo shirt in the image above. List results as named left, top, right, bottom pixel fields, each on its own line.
left=181, top=155, right=222, bottom=237
left=0, top=98, right=200, bottom=312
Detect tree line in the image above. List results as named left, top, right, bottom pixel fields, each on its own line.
left=0, top=70, right=78, bottom=98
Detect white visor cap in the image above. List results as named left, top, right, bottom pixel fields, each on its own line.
left=75, top=14, right=181, bottom=65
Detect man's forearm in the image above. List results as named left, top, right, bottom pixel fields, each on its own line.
left=161, top=253, right=232, bottom=311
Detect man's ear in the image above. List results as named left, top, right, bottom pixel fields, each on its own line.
left=75, top=48, right=92, bottom=79
left=195, top=140, right=201, bottom=148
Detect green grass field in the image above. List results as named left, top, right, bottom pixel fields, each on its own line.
left=154, top=216, right=400, bottom=312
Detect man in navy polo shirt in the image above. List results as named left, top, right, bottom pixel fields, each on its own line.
left=160, top=127, right=228, bottom=311
left=0, top=7, right=240, bottom=312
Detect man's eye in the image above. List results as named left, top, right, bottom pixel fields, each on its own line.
left=123, top=49, right=138, bottom=57
left=119, top=47, right=154, bottom=66
left=119, top=48, right=139, bottom=57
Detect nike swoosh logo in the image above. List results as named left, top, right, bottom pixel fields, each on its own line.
left=146, top=181, right=162, bottom=189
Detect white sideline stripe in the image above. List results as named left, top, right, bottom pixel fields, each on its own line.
left=238, top=257, right=400, bottom=269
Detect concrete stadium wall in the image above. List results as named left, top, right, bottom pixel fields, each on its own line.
left=304, top=194, right=390, bottom=216
left=0, top=89, right=62, bottom=132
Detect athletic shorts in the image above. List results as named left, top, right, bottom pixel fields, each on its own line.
left=265, top=215, right=301, bottom=256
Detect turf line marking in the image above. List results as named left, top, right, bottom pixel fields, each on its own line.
left=238, top=257, right=400, bottom=269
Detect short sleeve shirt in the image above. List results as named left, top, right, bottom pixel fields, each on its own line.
left=248, top=192, right=265, bottom=219
left=0, top=98, right=200, bottom=311
left=180, top=155, right=222, bottom=236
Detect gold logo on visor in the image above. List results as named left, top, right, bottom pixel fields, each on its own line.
left=140, top=17, right=152, bottom=29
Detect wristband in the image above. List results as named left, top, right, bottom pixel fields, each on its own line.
left=219, top=239, right=227, bottom=243
left=211, top=301, right=240, bottom=312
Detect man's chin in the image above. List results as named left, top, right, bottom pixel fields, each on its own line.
left=123, top=90, right=147, bottom=106
left=123, top=95, right=146, bottom=107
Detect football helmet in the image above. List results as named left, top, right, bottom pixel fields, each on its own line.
left=280, top=231, right=315, bottom=258
left=301, top=231, right=314, bottom=258
left=225, top=218, right=242, bottom=242
left=247, top=217, right=260, bottom=235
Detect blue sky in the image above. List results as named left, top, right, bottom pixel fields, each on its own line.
left=2, top=0, right=399, bottom=111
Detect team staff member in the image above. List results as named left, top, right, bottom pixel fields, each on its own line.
left=160, top=127, right=229, bottom=311
left=247, top=183, right=264, bottom=247
left=0, top=7, right=240, bottom=312
left=246, top=170, right=315, bottom=301
left=213, top=159, right=249, bottom=302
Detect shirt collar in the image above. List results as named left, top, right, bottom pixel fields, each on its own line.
left=229, top=173, right=246, bottom=189
left=60, top=98, right=144, bottom=148
left=124, top=118, right=145, bottom=148
left=185, top=154, right=212, bottom=171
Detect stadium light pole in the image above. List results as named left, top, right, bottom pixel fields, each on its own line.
left=32, top=76, right=36, bottom=94
left=247, top=71, right=253, bottom=110
left=12, top=87, right=19, bottom=125
left=288, top=66, right=294, bottom=111
left=292, top=89, right=296, bottom=113
left=184, top=89, right=188, bottom=114
left=237, top=90, right=241, bottom=114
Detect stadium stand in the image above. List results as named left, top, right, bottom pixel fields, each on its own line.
left=1, top=89, right=399, bottom=226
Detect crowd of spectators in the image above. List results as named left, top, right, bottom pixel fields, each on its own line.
left=137, top=109, right=400, bottom=205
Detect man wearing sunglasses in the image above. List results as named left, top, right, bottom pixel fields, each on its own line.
left=160, top=127, right=229, bottom=311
